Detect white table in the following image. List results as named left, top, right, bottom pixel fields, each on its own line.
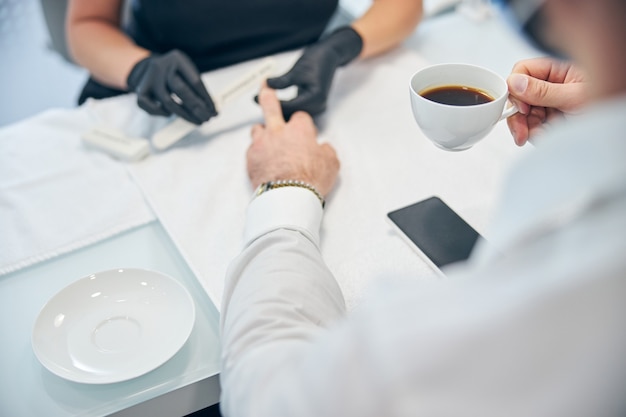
left=0, top=5, right=541, bottom=416
left=0, top=223, right=221, bottom=417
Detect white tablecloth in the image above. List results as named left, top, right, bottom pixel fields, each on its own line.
left=0, top=108, right=155, bottom=275
left=0, top=46, right=531, bottom=310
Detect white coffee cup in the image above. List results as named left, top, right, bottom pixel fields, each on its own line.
left=409, top=63, right=517, bottom=151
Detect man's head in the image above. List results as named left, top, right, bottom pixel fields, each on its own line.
left=495, top=0, right=555, bottom=55
left=498, top=0, right=626, bottom=99
left=499, top=0, right=625, bottom=54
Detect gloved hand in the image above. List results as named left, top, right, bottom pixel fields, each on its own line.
left=126, top=49, right=218, bottom=125
left=265, top=26, right=363, bottom=119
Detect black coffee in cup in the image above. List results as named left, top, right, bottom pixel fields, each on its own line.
left=420, top=85, right=494, bottom=106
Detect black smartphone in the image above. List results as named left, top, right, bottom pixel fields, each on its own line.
left=387, top=196, right=481, bottom=271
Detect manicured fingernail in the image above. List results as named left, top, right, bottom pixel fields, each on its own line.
left=509, top=74, right=528, bottom=94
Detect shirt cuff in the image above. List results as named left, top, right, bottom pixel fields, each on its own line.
left=243, top=186, right=324, bottom=247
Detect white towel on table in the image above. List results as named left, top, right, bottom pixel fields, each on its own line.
left=0, top=108, right=155, bottom=275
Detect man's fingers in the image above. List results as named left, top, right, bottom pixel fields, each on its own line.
left=510, top=57, right=558, bottom=82
left=507, top=113, right=530, bottom=147
left=508, top=73, right=581, bottom=111
left=251, top=124, right=264, bottom=143
left=258, top=86, right=285, bottom=130
left=289, top=111, right=314, bottom=127
left=508, top=96, right=530, bottom=115
left=320, top=142, right=338, bottom=159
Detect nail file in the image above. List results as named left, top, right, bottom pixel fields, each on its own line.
left=81, top=127, right=151, bottom=161
left=151, top=58, right=277, bottom=151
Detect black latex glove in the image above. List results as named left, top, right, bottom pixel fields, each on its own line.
left=126, top=49, right=217, bottom=125
left=265, top=26, right=363, bottom=119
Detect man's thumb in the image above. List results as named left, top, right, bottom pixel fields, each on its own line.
left=508, top=73, right=567, bottom=109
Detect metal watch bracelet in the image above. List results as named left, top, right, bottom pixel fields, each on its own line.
left=255, top=180, right=326, bottom=208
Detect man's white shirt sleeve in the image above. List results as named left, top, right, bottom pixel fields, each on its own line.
left=243, top=186, right=323, bottom=248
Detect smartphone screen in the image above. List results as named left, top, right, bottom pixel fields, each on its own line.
left=387, top=196, right=481, bottom=269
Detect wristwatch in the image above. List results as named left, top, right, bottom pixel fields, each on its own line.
left=255, top=180, right=325, bottom=208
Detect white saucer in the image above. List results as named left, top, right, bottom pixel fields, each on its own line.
left=32, top=268, right=195, bottom=384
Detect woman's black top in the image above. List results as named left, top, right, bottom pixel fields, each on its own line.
left=78, top=0, right=339, bottom=103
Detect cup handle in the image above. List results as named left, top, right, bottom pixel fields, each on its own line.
left=499, top=103, right=519, bottom=122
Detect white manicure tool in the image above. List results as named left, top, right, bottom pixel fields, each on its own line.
left=81, top=127, right=150, bottom=161
left=151, top=58, right=277, bottom=150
